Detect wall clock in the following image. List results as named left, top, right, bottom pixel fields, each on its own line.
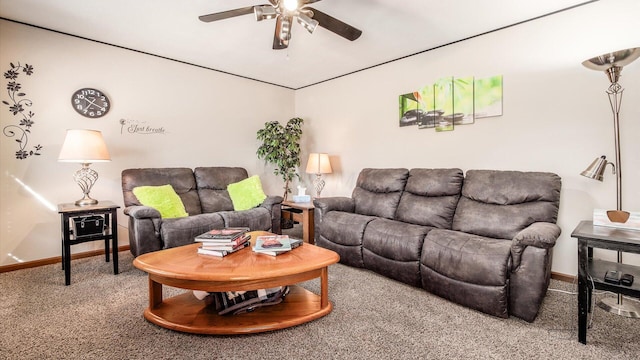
left=71, top=88, right=110, bottom=118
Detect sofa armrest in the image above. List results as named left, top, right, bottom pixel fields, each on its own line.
left=313, top=196, right=355, bottom=214
left=313, top=197, right=355, bottom=243
left=124, top=205, right=161, bottom=219
left=260, top=195, right=284, bottom=209
left=123, top=206, right=163, bottom=256
left=511, top=222, right=561, bottom=269
left=513, top=222, right=561, bottom=249
left=260, top=195, right=284, bottom=234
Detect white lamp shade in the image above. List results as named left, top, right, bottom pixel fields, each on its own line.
left=306, top=153, right=332, bottom=174
left=58, top=129, right=111, bottom=162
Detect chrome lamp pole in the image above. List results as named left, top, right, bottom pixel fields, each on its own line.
left=581, top=47, right=640, bottom=318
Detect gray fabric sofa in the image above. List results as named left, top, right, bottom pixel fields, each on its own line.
left=121, top=167, right=282, bottom=257
left=314, top=168, right=561, bottom=322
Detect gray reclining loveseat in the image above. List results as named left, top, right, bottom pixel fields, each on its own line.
left=122, top=167, right=282, bottom=256
left=314, top=168, right=561, bottom=322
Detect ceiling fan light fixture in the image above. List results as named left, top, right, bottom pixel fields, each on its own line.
left=283, top=0, right=299, bottom=12
left=279, top=16, right=292, bottom=41
left=296, top=12, right=319, bottom=33
left=254, top=5, right=277, bottom=21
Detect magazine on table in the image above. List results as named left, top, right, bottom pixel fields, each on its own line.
left=195, top=227, right=250, bottom=241
left=253, top=238, right=303, bottom=256
left=253, top=235, right=292, bottom=252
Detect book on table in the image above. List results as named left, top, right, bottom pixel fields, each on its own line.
left=195, top=227, right=250, bottom=241
left=199, top=234, right=251, bottom=250
left=253, top=235, right=303, bottom=256
left=197, top=241, right=250, bottom=257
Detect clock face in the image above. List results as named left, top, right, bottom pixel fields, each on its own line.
left=71, top=88, right=110, bottom=118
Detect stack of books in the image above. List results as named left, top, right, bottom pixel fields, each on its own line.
left=252, top=234, right=303, bottom=256
left=196, top=227, right=251, bottom=257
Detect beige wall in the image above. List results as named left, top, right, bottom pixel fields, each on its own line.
left=294, top=0, right=640, bottom=276
left=2, top=0, right=639, bottom=276
left=0, top=20, right=295, bottom=265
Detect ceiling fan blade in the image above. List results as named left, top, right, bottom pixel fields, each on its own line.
left=198, top=6, right=255, bottom=22
left=272, top=16, right=289, bottom=50
left=307, top=7, right=362, bottom=41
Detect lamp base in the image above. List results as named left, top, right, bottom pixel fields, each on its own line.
left=75, top=195, right=98, bottom=206
left=598, top=296, right=640, bottom=318
left=313, top=174, right=325, bottom=198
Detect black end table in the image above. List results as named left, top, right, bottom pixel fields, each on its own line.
left=571, top=220, right=640, bottom=344
left=57, top=200, right=120, bottom=285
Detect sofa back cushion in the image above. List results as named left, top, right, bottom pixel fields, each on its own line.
left=396, top=168, right=463, bottom=228
left=122, top=168, right=202, bottom=215
left=352, top=168, right=409, bottom=219
left=194, top=167, right=249, bottom=213
left=452, top=170, right=561, bottom=239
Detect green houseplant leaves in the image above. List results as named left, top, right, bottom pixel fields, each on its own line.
left=256, top=117, right=304, bottom=200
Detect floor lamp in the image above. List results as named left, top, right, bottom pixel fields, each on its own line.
left=581, top=47, right=640, bottom=318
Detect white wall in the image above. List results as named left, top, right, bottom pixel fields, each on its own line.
left=294, top=0, right=640, bottom=276
left=2, top=0, right=639, bottom=276
left=0, top=20, right=294, bottom=265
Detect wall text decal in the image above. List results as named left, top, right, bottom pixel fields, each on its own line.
left=120, top=118, right=167, bottom=135
left=2, top=62, right=42, bottom=159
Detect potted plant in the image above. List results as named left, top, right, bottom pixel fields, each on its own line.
left=256, top=117, right=304, bottom=201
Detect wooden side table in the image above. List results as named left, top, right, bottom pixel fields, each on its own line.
left=281, top=200, right=315, bottom=244
left=57, top=200, right=120, bottom=285
left=571, top=220, right=640, bottom=344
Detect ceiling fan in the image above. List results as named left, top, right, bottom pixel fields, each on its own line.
left=199, top=0, right=362, bottom=50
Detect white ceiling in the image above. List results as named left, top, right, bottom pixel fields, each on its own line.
left=1, top=0, right=595, bottom=89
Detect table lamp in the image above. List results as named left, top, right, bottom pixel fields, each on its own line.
left=581, top=46, right=640, bottom=317
left=305, top=153, right=332, bottom=198
left=58, top=129, right=111, bottom=206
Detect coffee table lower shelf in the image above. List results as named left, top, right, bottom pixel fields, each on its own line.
left=144, top=285, right=331, bottom=335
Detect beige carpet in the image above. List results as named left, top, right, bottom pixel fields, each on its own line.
left=1, top=248, right=639, bottom=359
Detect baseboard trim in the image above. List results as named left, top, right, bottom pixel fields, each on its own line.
left=551, top=271, right=575, bottom=283
left=0, top=245, right=131, bottom=273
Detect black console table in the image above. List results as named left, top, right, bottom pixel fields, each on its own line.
left=571, top=220, right=640, bottom=344
left=57, top=201, right=120, bottom=285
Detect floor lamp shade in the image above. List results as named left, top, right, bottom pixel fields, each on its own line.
left=306, top=153, right=332, bottom=198
left=58, top=129, right=111, bottom=206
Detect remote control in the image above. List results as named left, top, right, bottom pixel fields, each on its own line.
left=604, top=270, right=622, bottom=284
left=621, top=273, right=634, bottom=286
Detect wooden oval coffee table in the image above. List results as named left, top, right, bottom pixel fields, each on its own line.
left=133, top=231, right=340, bottom=334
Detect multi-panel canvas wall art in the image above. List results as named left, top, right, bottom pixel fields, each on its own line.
left=399, top=75, right=503, bottom=131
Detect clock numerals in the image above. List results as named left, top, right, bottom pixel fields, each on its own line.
left=71, top=88, right=111, bottom=118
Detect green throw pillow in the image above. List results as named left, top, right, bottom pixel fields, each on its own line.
left=227, top=175, right=267, bottom=211
left=132, top=184, right=189, bottom=218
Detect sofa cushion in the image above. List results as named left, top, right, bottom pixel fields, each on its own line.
left=132, top=184, right=189, bottom=219
left=319, top=211, right=377, bottom=247
left=160, top=213, right=225, bottom=249
left=421, top=229, right=512, bottom=286
left=353, top=168, right=409, bottom=219
left=317, top=211, right=377, bottom=268
left=452, top=170, right=561, bottom=239
left=218, top=207, right=272, bottom=231
left=122, top=168, right=202, bottom=215
left=396, top=168, right=463, bottom=228
left=227, top=175, right=267, bottom=211
left=362, top=218, right=431, bottom=287
left=194, top=167, right=248, bottom=213
left=363, top=218, right=430, bottom=262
